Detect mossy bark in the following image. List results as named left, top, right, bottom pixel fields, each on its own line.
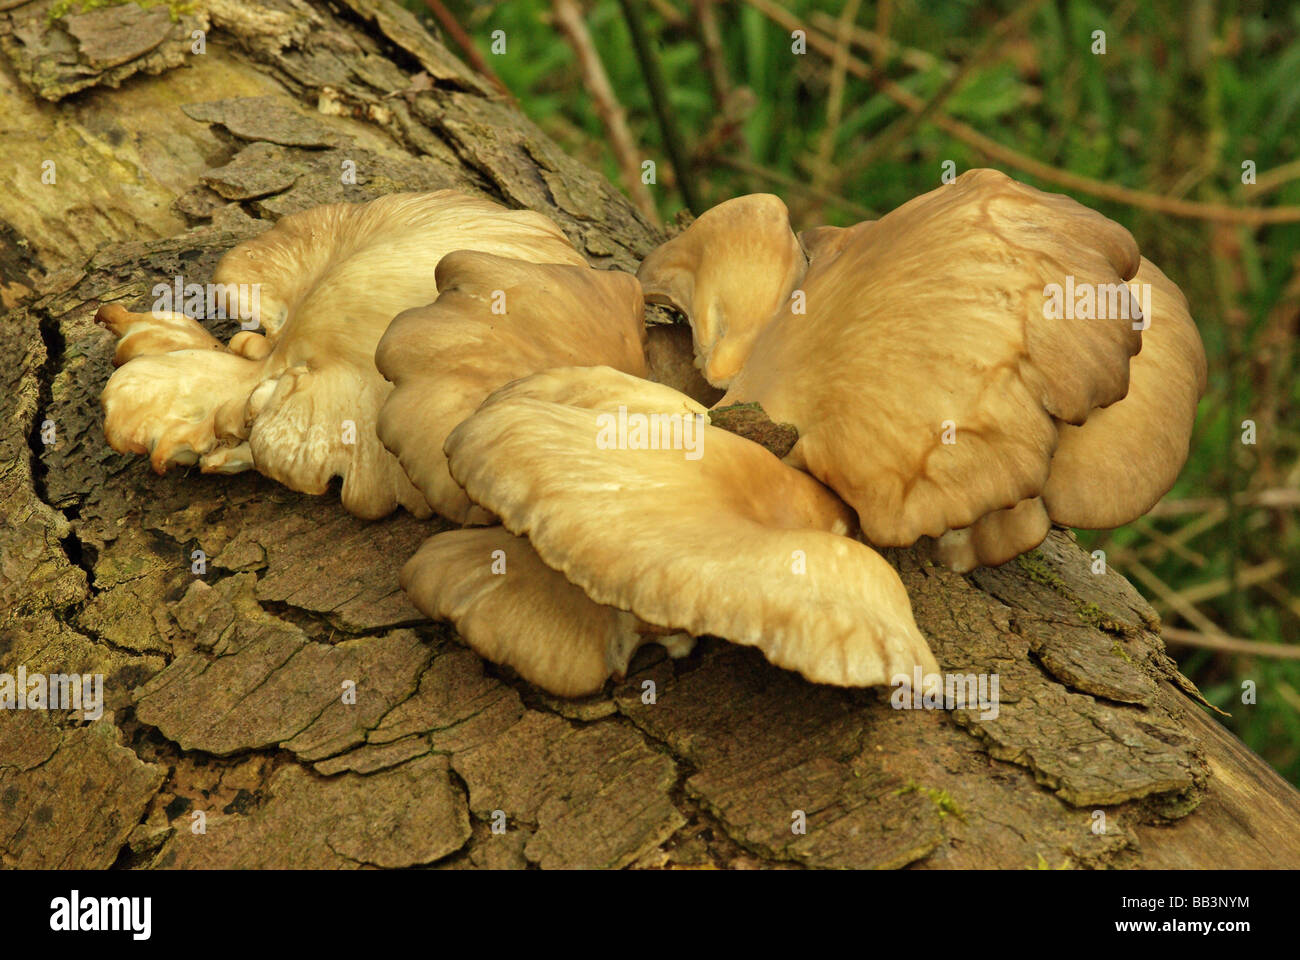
left=2, top=0, right=1298, bottom=869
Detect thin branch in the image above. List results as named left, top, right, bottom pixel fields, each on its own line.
left=553, top=0, right=660, bottom=223
left=1130, top=517, right=1208, bottom=568
left=870, top=0, right=892, bottom=68
left=1254, top=157, right=1300, bottom=195
left=1164, top=558, right=1288, bottom=610
left=420, top=0, right=513, bottom=100
left=1127, top=559, right=1224, bottom=637
left=648, top=0, right=688, bottom=29
left=1162, top=627, right=1300, bottom=661
left=744, top=0, right=1300, bottom=225
left=618, top=0, right=702, bottom=213
left=808, top=0, right=862, bottom=203
left=809, top=11, right=942, bottom=74
left=693, top=0, right=733, bottom=111
left=1147, top=488, right=1300, bottom=516
left=714, top=154, right=878, bottom=220
left=830, top=0, right=1045, bottom=188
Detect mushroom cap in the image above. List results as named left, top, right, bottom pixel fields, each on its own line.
left=1042, top=257, right=1208, bottom=528
left=797, top=222, right=865, bottom=263
left=96, top=302, right=224, bottom=364
left=98, top=190, right=584, bottom=518
left=719, top=168, right=1143, bottom=546
left=636, top=194, right=806, bottom=388
left=100, top=348, right=263, bottom=472
left=212, top=191, right=586, bottom=340
left=443, top=365, right=938, bottom=688
left=935, top=497, right=1051, bottom=574
left=374, top=251, right=649, bottom=524
left=402, top=527, right=689, bottom=697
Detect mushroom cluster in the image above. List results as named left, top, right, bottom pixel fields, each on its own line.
left=98, top=170, right=1206, bottom=697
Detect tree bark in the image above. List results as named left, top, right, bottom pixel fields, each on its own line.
left=2, top=0, right=1298, bottom=869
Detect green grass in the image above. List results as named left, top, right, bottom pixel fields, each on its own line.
left=415, top=0, right=1300, bottom=785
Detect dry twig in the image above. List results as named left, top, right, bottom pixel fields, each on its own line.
left=553, top=0, right=661, bottom=223
left=745, top=0, right=1300, bottom=225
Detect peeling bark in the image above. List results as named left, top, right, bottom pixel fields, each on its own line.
left=2, top=0, right=1299, bottom=870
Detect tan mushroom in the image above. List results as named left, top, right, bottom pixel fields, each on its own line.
left=374, top=251, right=649, bottom=524
left=99, top=191, right=585, bottom=518
left=1042, top=257, right=1208, bottom=528
left=402, top=526, right=694, bottom=697
left=636, top=193, right=806, bottom=388
left=934, top=497, right=1051, bottom=573
left=441, top=365, right=939, bottom=689
left=697, top=170, right=1146, bottom=549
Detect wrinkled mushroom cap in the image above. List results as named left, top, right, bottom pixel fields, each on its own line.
left=99, top=190, right=584, bottom=518
left=374, top=251, right=649, bottom=524
left=636, top=194, right=806, bottom=388
left=443, top=365, right=938, bottom=688
left=719, top=169, right=1143, bottom=547
left=1042, top=257, right=1208, bottom=528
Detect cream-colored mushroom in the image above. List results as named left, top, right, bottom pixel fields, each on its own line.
left=934, top=497, right=1051, bottom=573
left=374, top=251, right=650, bottom=524
left=716, top=170, right=1145, bottom=548
left=402, top=526, right=694, bottom=697
left=1041, top=257, right=1208, bottom=528
left=636, top=193, right=806, bottom=388
left=98, top=190, right=585, bottom=518
left=442, top=365, right=939, bottom=689
left=634, top=172, right=1155, bottom=563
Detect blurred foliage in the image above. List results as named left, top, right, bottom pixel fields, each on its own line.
left=410, top=0, right=1300, bottom=784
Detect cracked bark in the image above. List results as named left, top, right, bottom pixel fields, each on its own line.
left=2, top=0, right=1299, bottom=870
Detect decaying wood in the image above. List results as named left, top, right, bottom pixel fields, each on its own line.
left=2, top=0, right=1298, bottom=870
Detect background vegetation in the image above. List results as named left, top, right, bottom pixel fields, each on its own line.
left=411, top=0, right=1300, bottom=784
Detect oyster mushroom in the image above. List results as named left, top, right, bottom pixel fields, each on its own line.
left=374, top=251, right=649, bottom=524
left=1041, top=257, right=1208, bottom=528
left=637, top=170, right=1204, bottom=569
left=98, top=190, right=586, bottom=518
left=402, top=526, right=695, bottom=698
left=438, top=365, right=939, bottom=689
left=636, top=193, right=807, bottom=388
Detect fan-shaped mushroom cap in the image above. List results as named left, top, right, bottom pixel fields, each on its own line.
left=442, top=365, right=938, bottom=688
left=636, top=194, right=806, bottom=388
left=402, top=527, right=694, bottom=697
left=98, top=191, right=584, bottom=518
left=717, top=169, right=1143, bottom=547
left=1042, top=257, right=1208, bottom=528
left=374, top=252, right=649, bottom=524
